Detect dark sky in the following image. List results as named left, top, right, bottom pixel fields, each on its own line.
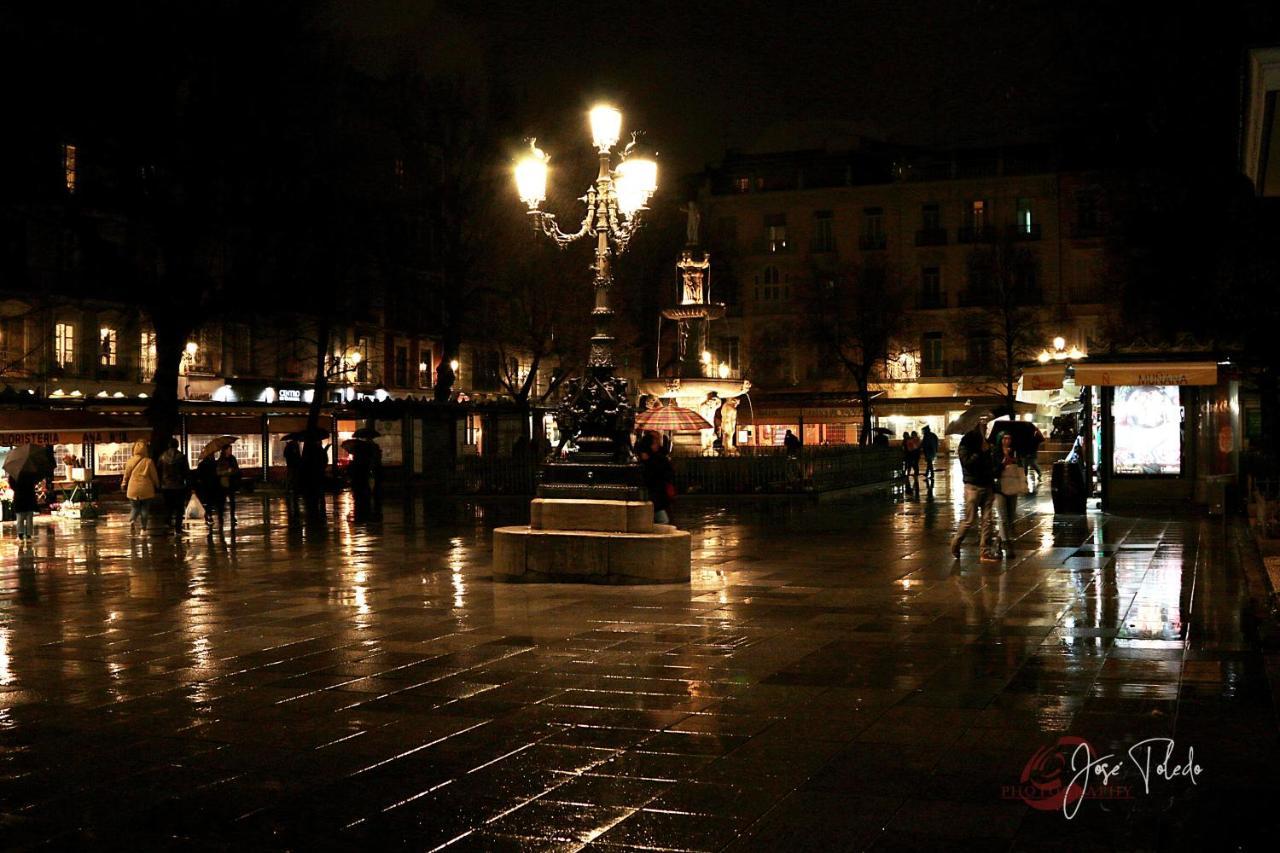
left=338, top=0, right=1270, bottom=175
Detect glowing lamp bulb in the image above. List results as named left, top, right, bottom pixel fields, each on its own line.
left=449, top=358, right=460, bottom=373
left=514, top=142, right=548, bottom=208
left=1052, top=336, right=1066, bottom=351
left=1068, top=346, right=1084, bottom=359
left=185, top=341, right=198, bottom=355
left=718, top=362, right=730, bottom=379
left=701, top=350, right=712, bottom=364
left=615, top=157, right=657, bottom=217
left=1037, top=350, right=1051, bottom=363
left=589, top=104, right=622, bottom=150
left=349, top=351, right=362, bottom=365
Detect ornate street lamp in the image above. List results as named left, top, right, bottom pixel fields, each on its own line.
left=514, top=103, right=657, bottom=496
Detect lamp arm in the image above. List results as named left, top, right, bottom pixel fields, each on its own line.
left=534, top=186, right=597, bottom=247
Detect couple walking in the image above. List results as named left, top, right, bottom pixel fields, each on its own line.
left=950, top=416, right=1030, bottom=562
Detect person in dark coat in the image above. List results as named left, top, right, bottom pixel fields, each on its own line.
left=637, top=431, right=676, bottom=525
left=13, top=470, right=39, bottom=541
left=283, top=438, right=303, bottom=514
left=950, top=417, right=997, bottom=561
left=921, top=425, right=939, bottom=480
left=348, top=442, right=372, bottom=522
left=158, top=438, right=190, bottom=534
left=195, top=455, right=225, bottom=535
left=783, top=429, right=801, bottom=456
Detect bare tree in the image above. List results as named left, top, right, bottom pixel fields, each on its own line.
left=954, top=233, right=1043, bottom=412
left=811, top=264, right=909, bottom=445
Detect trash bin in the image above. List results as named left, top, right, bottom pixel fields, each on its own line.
left=1051, top=459, right=1087, bottom=513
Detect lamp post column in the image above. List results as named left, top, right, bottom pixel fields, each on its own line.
left=590, top=152, right=615, bottom=376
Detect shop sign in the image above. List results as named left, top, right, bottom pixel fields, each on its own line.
left=1073, top=363, right=1218, bottom=387
left=278, top=389, right=303, bottom=402
left=0, top=430, right=141, bottom=445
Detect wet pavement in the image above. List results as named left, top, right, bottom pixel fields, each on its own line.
left=1, top=467, right=1277, bottom=851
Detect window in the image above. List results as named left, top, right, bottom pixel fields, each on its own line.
left=861, top=207, right=885, bottom=249
left=139, top=331, right=157, bottom=380
left=54, top=322, right=75, bottom=368
left=98, top=328, right=117, bottom=367
left=0, top=317, right=23, bottom=368
left=1076, top=191, right=1099, bottom=232
left=1016, top=197, right=1033, bottom=233
left=922, top=333, right=944, bottom=374
left=394, top=345, right=409, bottom=387
left=967, top=199, right=987, bottom=229
left=921, top=203, right=940, bottom=231
left=355, top=335, right=370, bottom=383
left=62, top=143, right=77, bottom=194
left=473, top=349, right=501, bottom=391
left=920, top=267, right=942, bottom=308
left=764, top=214, right=787, bottom=252
left=734, top=176, right=750, bottom=193
left=811, top=210, right=834, bottom=252
left=965, top=334, right=992, bottom=370
left=417, top=341, right=433, bottom=388
left=755, top=266, right=788, bottom=301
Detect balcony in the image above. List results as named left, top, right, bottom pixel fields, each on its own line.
left=859, top=233, right=887, bottom=251
left=917, top=292, right=947, bottom=309
left=957, top=225, right=996, bottom=244
left=1010, top=223, right=1042, bottom=241
left=915, top=228, right=948, bottom=246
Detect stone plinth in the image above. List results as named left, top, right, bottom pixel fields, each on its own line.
left=530, top=499, right=654, bottom=533
left=493, top=525, right=690, bottom=584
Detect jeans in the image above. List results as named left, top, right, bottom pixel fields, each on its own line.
left=951, top=484, right=994, bottom=553
left=994, top=493, right=1017, bottom=548
left=16, top=511, right=34, bottom=538
left=129, top=499, right=151, bottom=529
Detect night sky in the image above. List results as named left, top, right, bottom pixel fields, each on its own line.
left=332, top=0, right=1274, bottom=175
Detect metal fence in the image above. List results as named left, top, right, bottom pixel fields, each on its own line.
left=446, top=446, right=900, bottom=497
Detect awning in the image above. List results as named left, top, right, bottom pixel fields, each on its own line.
left=1022, top=361, right=1219, bottom=390
left=1074, top=362, right=1218, bottom=387
left=267, top=415, right=333, bottom=434
left=0, top=410, right=150, bottom=445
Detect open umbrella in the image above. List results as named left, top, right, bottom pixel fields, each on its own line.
left=945, top=405, right=1016, bottom=436
left=3, top=444, right=55, bottom=479
left=635, top=405, right=713, bottom=433
left=872, top=426, right=895, bottom=436
left=987, top=420, right=1044, bottom=455
left=353, top=427, right=381, bottom=440
left=198, top=435, right=238, bottom=460
left=340, top=438, right=370, bottom=454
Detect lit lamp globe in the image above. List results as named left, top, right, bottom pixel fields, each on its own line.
left=614, top=157, right=657, bottom=217
left=515, top=143, right=548, bottom=208
left=589, top=104, right=622, bottom=151
left=1052, top=336, right=1066, bottom=351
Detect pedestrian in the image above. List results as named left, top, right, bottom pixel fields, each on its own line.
left=991, top=431, right=1029, bottom=557
left=158, top=437, right=190, bottom=534
left=12, top=469, right=38, bottom=542
left=921, top=425, right=939, bottom=480
left=195, top=453, right=226, bottom=535
left=348, top=442, right=372, bottom=522
left=121, top=439, right=160, bottom=534
left=903, top=431, right=922, bottom=490
left=1026, top=425, right=1045, bottom=482
left=783, top=429, right=801, bottom=456
left=950, top=416, right=998, bottom=562
left=637, top=431, right=676, bottom=525
left=284, top=438, right=303, bottom=514
left=216, top=445, right=241, bottom=526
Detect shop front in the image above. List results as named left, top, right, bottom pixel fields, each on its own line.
left=1021, top=360, right=1235, bottom=510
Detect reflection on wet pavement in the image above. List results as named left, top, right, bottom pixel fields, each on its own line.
left=0, top=469, right=1276, bottom=850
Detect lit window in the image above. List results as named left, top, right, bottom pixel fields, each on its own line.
left=140, top=331, right=157, bottom=380
left=764, top=214, right=787, bottom=252
left=99, top=328, right=117, bottom=366
left=62, top=144, right=77, bottom=194
left=54, top=323, right=75, bottom=367
left=417, top=342, right=433, bottom=388
left=969, top=199, right=986, bottom=229
left=1017, top=198, right=1033, bottom=233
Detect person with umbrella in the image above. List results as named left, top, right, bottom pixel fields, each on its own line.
left=354, top=428, right=384, bottom=518
left=216, top=444, right=242, bottom=527
left=343, top=438, right=374, bottom=522
left=121, top=439, right=161, bottom=534
left=5, top=445, right=51, bottom=542
left=950, top=414, right=998, bottom=562
left=284, top=437, right=303, bottom=515
left=636, top=430, right=675, bottom=525
left=195, top=437, right=235, bottom=535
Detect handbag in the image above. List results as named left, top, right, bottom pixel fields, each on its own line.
left=1000, top=462, right=1030, bottom=496
left=184, top=493, right=206, bottom=520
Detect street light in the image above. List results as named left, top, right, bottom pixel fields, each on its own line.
left=514, top=101, right=657, bottom=475
left=1038, top=336, right=1086, bottom=363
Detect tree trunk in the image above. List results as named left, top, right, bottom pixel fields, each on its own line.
left=434, top=328, right=458, bottom=402
left=145, top=310, right=192, bottom=459
left=303, top=317, right=331, bottom=520
left=858, top=383, right=874, bottom=447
